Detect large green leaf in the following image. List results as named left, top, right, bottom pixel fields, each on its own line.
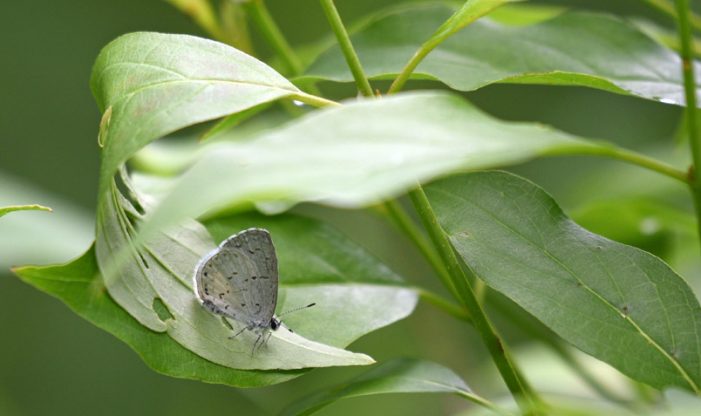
left=12, top=247, right=300, bottom=388
left=280, top=358, right=500, bottom=416
left=14, top=208, right=417, bottom=381
left=97, top=172, right=415, bottom=369
left=90, top=32, right=306, bottom=195
left=137, top=91, right=607, bottom=238
left=304, top=4, right=701, bottom=106
left=425, top=171, right=701, bottom=393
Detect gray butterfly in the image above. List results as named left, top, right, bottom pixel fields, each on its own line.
left=193, top=228, right=313, bottom=351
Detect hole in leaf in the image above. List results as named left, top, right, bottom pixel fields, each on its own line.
left=115, top=168, right=146, bottom=216
left=153, top=298, right=174, bottom=322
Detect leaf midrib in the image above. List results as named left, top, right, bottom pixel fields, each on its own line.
left=102, top=76, right=299, bottom=109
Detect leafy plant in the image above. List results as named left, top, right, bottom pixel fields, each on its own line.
left=11, top=0, right=701, bottom=414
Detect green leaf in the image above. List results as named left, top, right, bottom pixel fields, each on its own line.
left=12, top=247, right=301, bottom=388
left=304, top=4, right=701, bottom=106
left=15, top=207, right=417, bottom=380
left=97, top=171, right=409, bottom=369
left=280, top=358, right=500, bottom=416
left=425, top=171, right=701, bottom=393
left=0, top=204, right=51, bottom=218
left=90, top=32, right=304, bottom=195
left=138, top=91, right=606, bottom=237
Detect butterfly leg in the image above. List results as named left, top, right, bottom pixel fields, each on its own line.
left=260, top=330, right=273, bottom=350
left=228, top=325, right=249, bottom=340
left=250, top=329, right=265, bottom=357
left=229, top=325, right=253, bottom=339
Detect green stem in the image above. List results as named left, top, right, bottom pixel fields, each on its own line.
left=417, top=288, right=471, bottom=322
left=387, top=36, right=443, bottom=94
left=384, top=200, right=459, bottom=299
left=387, top=0, right=509, bottom=94
left=319, top=0, right=374, bottom=97
left=245, top=0, right=303, bottom=76
left=409, top=186, right=542, bottom=414
left=574, top=145, right=689, bottom=184
left=675, top=0, right=701, bottom=244
left=291, top=91, right=340, bottom=108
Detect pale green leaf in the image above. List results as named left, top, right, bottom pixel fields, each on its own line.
left=16, top=205, right=418, bottom=378
left=138, top=91, right=606, bottom=238
left=97, top=172, right=414, bottom=369
left=90, top=32, right=303, bottom=195
left=281, top=358, right=500, bottom=416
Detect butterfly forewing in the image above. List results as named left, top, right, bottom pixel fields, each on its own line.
left=194, top=228, right=278, bottom=328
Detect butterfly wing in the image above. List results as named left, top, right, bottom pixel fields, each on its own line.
left=194, top=228, right=278, bottom=328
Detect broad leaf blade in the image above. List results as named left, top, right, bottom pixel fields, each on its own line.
left=304, top=5, right=701, bottom=106
left=139, top=91, right=606, bottom=237
left=96, top=164, right=414, bottom=370
left=12, top=248, right=300, bottom=388
left=15, top=207, right=417, bottom=378
left=426, top=171, right=701, bottom=392
left=281, top=358, right=492, bottom=416
left=97, top=173, right=396, bottom=369
left=90, top=32, right=302, bottom=194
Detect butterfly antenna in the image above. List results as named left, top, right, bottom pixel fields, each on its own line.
left=278, top=303, right=316, bottom=318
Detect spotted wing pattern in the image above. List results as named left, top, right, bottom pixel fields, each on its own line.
left=194, top=228, right=278, bottom=329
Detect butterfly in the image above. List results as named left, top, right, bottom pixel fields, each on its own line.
left=193, top=228, right=313, bottom=353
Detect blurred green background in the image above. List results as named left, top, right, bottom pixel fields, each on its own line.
left=0, top=0, right=693, bottom=415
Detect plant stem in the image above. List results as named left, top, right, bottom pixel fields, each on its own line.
left=409, top=186, right=542, bottom=414
left=387, top=0, right=510, bottom=94
left=319, top=0, right=374, bottom=97
left=387, top=36, right=443, bottom=94
left=577, top=145, right=689, bottom=183
left=245, top=0, right=303, bottom=76
left=675, top=0, right=701, bottom=244
left=291, top=91, right=340, bottom=108
left=384, top=200, right=459, bottom=299
left=417, top=288, right=471, bottom=322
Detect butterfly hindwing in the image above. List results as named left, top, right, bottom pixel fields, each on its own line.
left=194, top=228, right=278, bottom=328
